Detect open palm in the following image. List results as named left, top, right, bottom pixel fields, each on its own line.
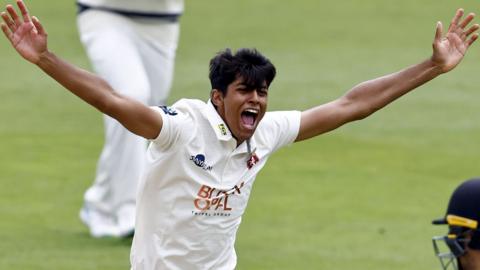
left=432, top=9, right=479, bottom=73
left=1, top=0, right=47, bottom=64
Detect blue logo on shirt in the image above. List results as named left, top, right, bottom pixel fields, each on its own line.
left=190, top=154, right=213, bottom=171
left=159, top=106, right=177, bottom=116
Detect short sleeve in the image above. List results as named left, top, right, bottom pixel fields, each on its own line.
left=150, top=105, right=192, bottom=151
left=258, top=110, right=301, bottom=153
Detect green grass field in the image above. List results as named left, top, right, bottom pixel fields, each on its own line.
left=1, top=0, right=480, bottom=269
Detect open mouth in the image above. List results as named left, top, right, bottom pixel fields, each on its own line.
left=241, top=108, right=259, bottom=129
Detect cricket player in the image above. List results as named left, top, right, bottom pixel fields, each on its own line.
left=1, top=1, right=478, bottom=269
left=76, top=0, right=184, bottom=238
left=432, top=179, right=480, bottom=270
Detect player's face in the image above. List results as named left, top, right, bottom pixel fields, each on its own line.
left=213, top=77, right=268, bottom=145
left=459, top=245, right=480, bottom=270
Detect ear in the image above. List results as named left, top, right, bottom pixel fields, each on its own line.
left=211, top=89, right=224, bottom=107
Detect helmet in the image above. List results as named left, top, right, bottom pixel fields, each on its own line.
left=432, top=178, right=480, bottom=270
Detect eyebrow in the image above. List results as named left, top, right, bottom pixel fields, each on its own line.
left=236, top=83, right=268, bottom=90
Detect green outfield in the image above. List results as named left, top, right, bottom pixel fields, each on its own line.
left=1, top=0, right=479, bottom=269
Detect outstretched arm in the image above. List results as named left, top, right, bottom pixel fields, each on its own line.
left=1, top=0, right=162, bottom=139
left=296, top=9, right=479, bottom=142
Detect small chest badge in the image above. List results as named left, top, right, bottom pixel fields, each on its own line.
left=246, top=139, right=258, bottom=169
left=218, top=124, right=228, bottom=136
left=159, top=105, right=177, bottom=116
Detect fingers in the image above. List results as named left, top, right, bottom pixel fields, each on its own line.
left=1, top=11, right=16, bottom=32
left=448, top=8, right=464, bottom=32
left=6, top=4, right=21, bottom=27
left=457, top=12, right=478, bottom=42
left=444, top=8, right=479, bottom=44
left=1, top=22, right=13, bottom=42
left=434, top=21, right=443, bottom=44
left=465, top=23, right=480, bottom=38
left=16, top=0, right=30, bottom=23
left=466, top=33, right=479, bottom=48
left=31, top=16, right=45, bottom=36
left=459, top=12, right=475, bottom=29
left=2, top=1, right=31, bottom=31
left=2, top=1, right=40, bottom=38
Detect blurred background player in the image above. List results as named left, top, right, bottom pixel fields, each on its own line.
left=432, top=178, right=480, bottom=270
left=76, top=0, right=184, bottom=238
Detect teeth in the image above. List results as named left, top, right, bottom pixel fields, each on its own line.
left=245, top=109, right=258, bottom=114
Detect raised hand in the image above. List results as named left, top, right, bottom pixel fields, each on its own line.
left=432, top=9, right=479, bottom=73
left=1, top=0, right=47, bottom=64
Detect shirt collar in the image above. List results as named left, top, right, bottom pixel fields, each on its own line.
left=203, top=100, right=257, bottom=154
left=204, top=99, right=233, bottom=141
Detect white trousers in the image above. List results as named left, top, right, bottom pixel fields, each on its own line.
left=77, top=9, right=180, bottom=237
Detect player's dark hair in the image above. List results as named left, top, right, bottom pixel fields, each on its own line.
left=209, top=48, right=276, bottom=95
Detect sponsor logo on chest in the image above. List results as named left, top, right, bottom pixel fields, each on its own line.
left=191, top=182, right=245, bottom=217
left=190, top=154, right=213, bottom=171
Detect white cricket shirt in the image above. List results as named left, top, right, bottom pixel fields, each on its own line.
left=130, top=99, right=301, bottom=270
left=76, top=0, right=184, bottom=14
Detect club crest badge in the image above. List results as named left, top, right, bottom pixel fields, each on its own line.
left=247, top=153, right=259, bottom=169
